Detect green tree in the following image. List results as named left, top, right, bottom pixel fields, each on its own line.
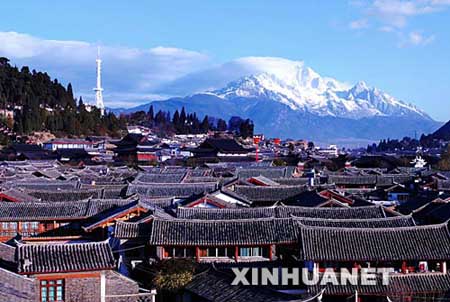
left=273, top=158, right=287, bottom=166
left=216, top=118, right=227, bottom=131
left=200, top=115, right=210, bottom=133
left=239, top=119, right=254, bottom=138
left=153, top=259, right=196, bottom=293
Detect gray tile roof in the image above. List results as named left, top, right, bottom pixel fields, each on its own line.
left=26, top=188, right=103, bottom=201
left=133, top=172, right=187, bottom=184
left=114, top=221, right=152, bottom=239
left=127, top=183, right=219, bottom=198
left=0, top=188, right=39, bottom=202
left=185, top=269, right=307, bottom=302
left=237, top=167, right=289, bottom=179
left=295, top=215, right=416, bottom=228
left=176, top=205, right=387, bottom=220
left=17, top=241, right=115, bottom=274
left=234, top=185, right=308, bottom=202
left=299, top=222, right=450, bottom=261
left=310, top=273, right=450, bottom=296
left=0, top=198, right=133, bottom=221
left=149, top=217, right=298, bottom=246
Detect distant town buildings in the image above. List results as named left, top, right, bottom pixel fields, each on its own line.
left=0, top=128, right=449, bottom=301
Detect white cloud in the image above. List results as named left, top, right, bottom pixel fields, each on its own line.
left=349, top=0, right=450, bottom=46
left=349, top=18, right=369, bottom=29
left=370, top=0, right=441, bottom=28
left=399, top=31, right=436, bottom=46
left=379, top=26, right=395, bottom=32
left=0, top=31, right=211, bottom=107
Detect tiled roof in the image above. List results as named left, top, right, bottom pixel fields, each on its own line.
left=0, top=198, right=133, bottom=221
left=134, top=172, right=187, bottom=184
left=26, top=188, right=103, bottom=201
left=182, top=176, right=219, bottom=183
left=9, top=180, right=79, bottom=191
left=237, top=167, right=289, bottom=179
left=200, top=138, right=248, bottom=154
left=114, top=221, right=153, bottom=239
left=272, top=177, right=310, bottom=186
left=299, top=223, right=450, bottom=261
left=17, top=241, right=115, bottom=274
left=234, top=185, right=307, bottom=202
left=286, top=190, right=329, bottom=207
left=185, top=269, right=307, bottom=302
left=310, top=273, right=450, bottom=296
left=0, top=188, right=39, bottom=202
left=412, top=199, right=450, bottom=224
left=0, top=201, right=89, bottom=221
left=176, top=205, right=387, bottom=220
left=327, top=175, right=413, bottom=186
left=127, top=183, right=218, bottom=198
left=82, top=200, right=144, bottom=231
left=295, top=215, right=416, bottom=228
left=149, top=217, right=298, bottom=246
left=248, top=175, right=280, bottom=186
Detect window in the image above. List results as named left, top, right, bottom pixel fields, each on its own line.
left=21, top=222, right=40, bottom=236
left=217, top=247, right=227, bottom=257
left=0, top=222, right=18, bottom=236
left=204, top=247, right=233, bottom=258
left=185, top=247, right=195, bottom=258
left=239, top=246, right=270, bottom=258
left=207, top=247, right=217, bottom=257
left=175, top=247, right=185, bottom=258
left=163, top=246, right=196, bottom=258
left=40, top=279, right=64, bottom=302
left=197, top=247, right=234, bottom=258
left=239, top=247, right=250, bottom=257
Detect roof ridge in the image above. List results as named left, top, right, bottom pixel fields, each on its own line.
left=152, top=216, right=286, bottom=223
left=294, top=215, right=414, bottom=222
left=298, top=221, right=449, bottom=232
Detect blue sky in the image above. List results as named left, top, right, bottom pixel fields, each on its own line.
left=0, top=0, right=449, bottom=121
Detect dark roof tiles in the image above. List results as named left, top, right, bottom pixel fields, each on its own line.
left=177, top=205, right=387, bottom=220
left=295, top=215, right=416, bottom=228
left=299, top=223, right=450, bottom=261
left=148, top=217, right=298, bottom=246
left=17, top=241, right=115, bottom=274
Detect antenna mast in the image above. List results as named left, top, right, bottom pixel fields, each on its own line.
left=94, top=46, right=105, bottom=116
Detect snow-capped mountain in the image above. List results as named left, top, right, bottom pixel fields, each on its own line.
left=210, top=59, right=429, bottom=120
left=114, top=57, right=440, bottom=144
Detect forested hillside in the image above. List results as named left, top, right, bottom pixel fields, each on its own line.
left=124, top=105, right=254, bottom=138
left=0, top=57, right=124, bottom=138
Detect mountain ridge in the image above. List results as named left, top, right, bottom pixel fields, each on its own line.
left=111, top=57, right=440, bottom=144
left=209, top=62, right=430, bottom=120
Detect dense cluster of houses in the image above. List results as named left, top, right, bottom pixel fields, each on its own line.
left=0, top=128, right=347, bottom=166
left=0, top=136, right=449, bottom=301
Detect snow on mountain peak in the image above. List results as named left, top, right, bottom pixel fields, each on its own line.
left=353, top=80, right=368, bottom=92
left=211, top=57, right=430, bottom=120
left=160, top=56, right=430, bottom=120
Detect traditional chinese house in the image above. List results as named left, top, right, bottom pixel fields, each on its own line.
left=0, top=241, right=153, bottom=302
left=299, top=222, right=450, bottom=300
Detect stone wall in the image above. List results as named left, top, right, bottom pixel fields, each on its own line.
left=64, top=275, right=101, bottom=302
left=0, top=267, right=35, bottom=302
left=105, top=270, right=140, bottom=302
